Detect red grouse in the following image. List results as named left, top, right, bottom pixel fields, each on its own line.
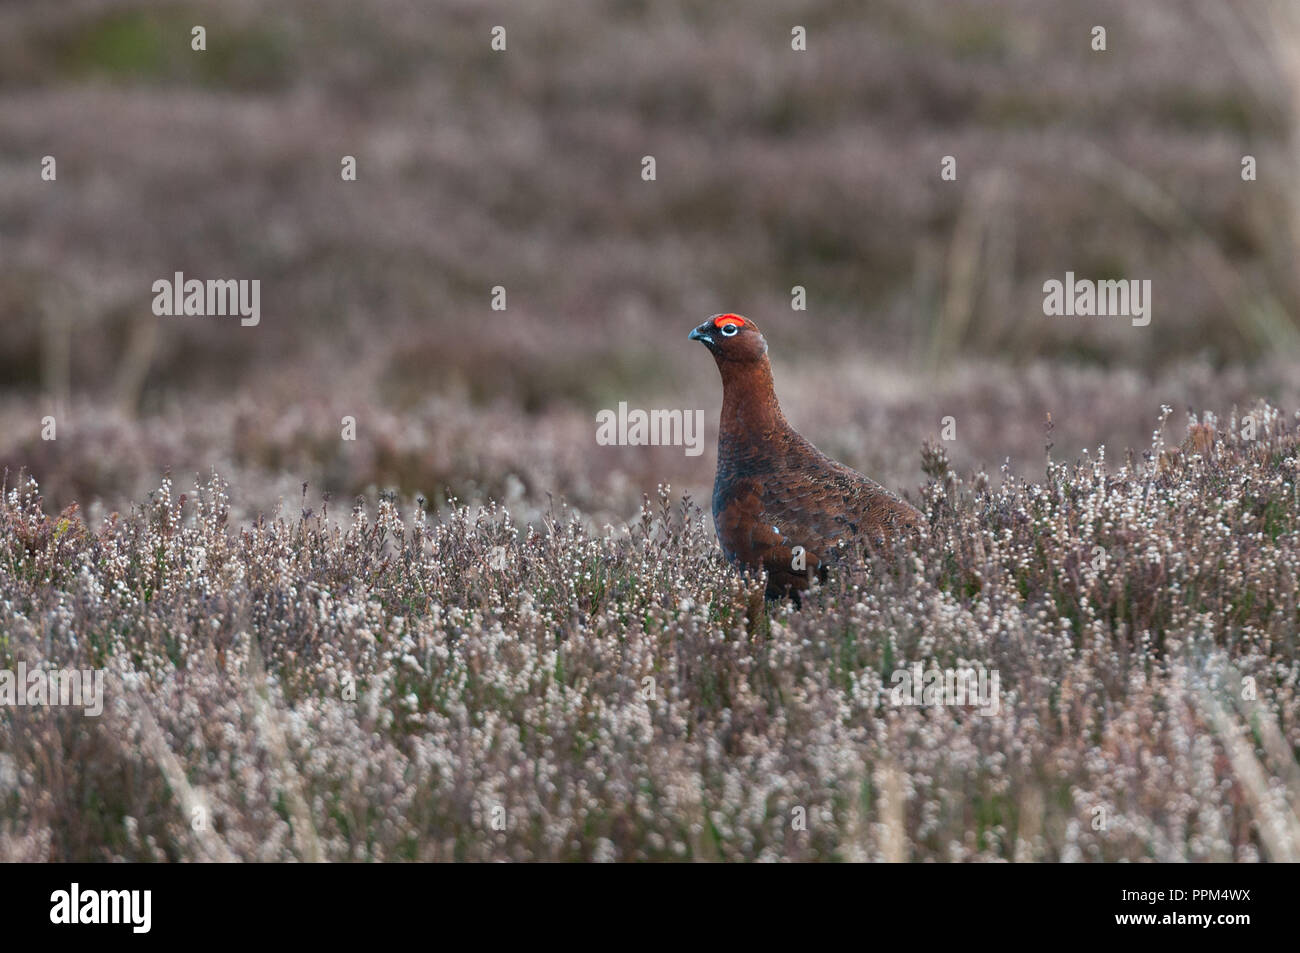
left=690, top=313, right=923, bottom=599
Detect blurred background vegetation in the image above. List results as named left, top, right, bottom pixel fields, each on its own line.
left=3, top=0, right=1300, bottom=521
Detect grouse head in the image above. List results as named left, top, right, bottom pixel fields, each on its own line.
left=689, top=314, right=768, bottom=367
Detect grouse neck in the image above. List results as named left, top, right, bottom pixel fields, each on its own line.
left=717, top=356, right=788, bottom=445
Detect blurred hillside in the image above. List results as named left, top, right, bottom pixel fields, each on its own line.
left=3, top=0, right=1300, bottom=520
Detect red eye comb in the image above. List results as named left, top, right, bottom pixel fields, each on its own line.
left=713, top=314, right=746, bottom=329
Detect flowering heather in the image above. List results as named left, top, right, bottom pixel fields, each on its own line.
left=2, top=404, right=1297, bottom=862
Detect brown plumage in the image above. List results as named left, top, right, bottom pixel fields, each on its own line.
left=690, top=313, right=923, bottom=600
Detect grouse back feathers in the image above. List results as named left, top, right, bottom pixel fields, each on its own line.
left=690, top=313, right=923, bottom=599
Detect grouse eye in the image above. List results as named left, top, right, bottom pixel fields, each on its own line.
left=720, top=323, right=739, bottom=337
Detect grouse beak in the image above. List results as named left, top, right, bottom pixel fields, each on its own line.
left=689, top=324, right=715, bottom=347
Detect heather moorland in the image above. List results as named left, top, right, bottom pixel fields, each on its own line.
left=1, top=0, right=1299, bottom=861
